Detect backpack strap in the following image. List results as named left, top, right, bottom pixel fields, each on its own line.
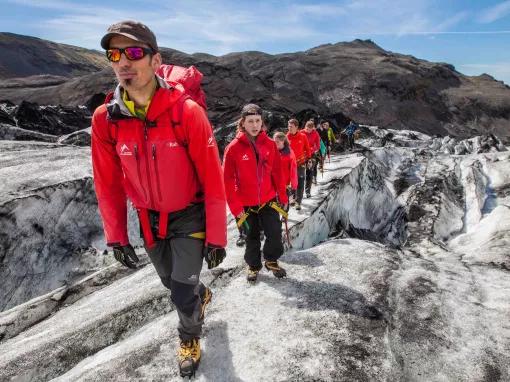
left=169, top=93, right=191, bottom=147
left=107, top=119, right=119, bottom=145
left=157, top=212, right=169, bottom=239
left=137, top=208, right=155, bottom=248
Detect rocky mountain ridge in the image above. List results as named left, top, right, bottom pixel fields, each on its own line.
left=0, top=34, right=509, bottom=142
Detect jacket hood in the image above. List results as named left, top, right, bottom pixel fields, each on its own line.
left=280, top=145, right=291, bottom=155
left=105, top=74, right=184, bottom=120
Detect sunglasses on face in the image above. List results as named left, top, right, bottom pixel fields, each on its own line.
left=106, top=47, right=153, bottom=62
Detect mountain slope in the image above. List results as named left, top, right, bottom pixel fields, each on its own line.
left=0, top=32, right=108, bottom=79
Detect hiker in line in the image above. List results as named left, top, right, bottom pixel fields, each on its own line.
left=91, top=20, right=227, bottom=378
left=302, top=120, right=321, bottom=197
left=223, top=104, right=288, bottom=282
left=343, top=120, right=359, bottom=150
left=317, top=120, right=336, bottom=172
left=273, top=132, right=298, bottom=209
left=318, top=120, right=336, bottom=159
left=287, top=118, right=311, bottom=210
left=235, top=114, right=271, bottom=248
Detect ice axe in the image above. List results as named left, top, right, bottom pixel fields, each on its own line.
left=283, top=217, right=292, bottom=249
left=269, top=201, right=292, bottom=249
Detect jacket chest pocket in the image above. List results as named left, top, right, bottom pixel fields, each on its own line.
left=149, top=140, right=194, bottom=204
left=116, top=141, right=148, bottom=202
left=259, top=148, right=272, bottom=172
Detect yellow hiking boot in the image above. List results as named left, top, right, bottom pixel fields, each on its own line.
left=247, top=265, right=262, bottom=283
left=178, top=337, right=201, bottom=378
left=265, top=260, right=287, bottom=278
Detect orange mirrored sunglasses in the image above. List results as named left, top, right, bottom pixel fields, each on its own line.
left=106, top=47, right=153, bottom=62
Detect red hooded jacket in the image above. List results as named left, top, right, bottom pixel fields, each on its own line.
left=287, top=131, right=311, bottom=166
left=91, top=77, right=226, bottom=248
left=279, top=146, right=298, bottom=190
left=303, top=129, right=321, bottom=154
left=223, top=131, right=288, bottom=217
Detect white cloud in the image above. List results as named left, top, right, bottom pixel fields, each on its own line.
left=289, top=3, right=347, bottom=17
left=3, top=0, right=506, bottom=55
left=478, top=0, right=510, bottom=23
left=434, top=11, right=469, bottom=31
left=10, top=1, right=333, bottom=53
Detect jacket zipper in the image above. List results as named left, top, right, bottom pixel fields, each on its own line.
left=152, top=144, right=163, bottom=202
left=143, top=121, right=156, bottom=209
left=250, top=139, right=262, bottom=206
left=134, top=144, right=148, bottom=201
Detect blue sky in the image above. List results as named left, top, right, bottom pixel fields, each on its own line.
left=1, top=0, right=509, bottom=84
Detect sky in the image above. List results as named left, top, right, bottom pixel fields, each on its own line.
left=1, top=0, right=509, bottom=84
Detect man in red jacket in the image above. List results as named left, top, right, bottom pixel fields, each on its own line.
left=287, top=118, right=311, bottom=210
left=303, top=120, right=321, bottom=197
left=92, top=20, right=226, bottom=378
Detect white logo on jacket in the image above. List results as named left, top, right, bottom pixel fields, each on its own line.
left=242, top=154, right=249, bottom=160
left=119, top=144, right=132, bottom=156
left=167, top=142, right=179, bottom=148
left=207, top=136, right=215, bottom=147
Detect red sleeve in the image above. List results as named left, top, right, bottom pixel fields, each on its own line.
left=271, top=141, right=288, bottom=205
left=222, top=142, right=244, bottom=217
left=182, top=100, right=227, bottom=247
left=313, top=131, right=321, bottom=153
left=303, top=134, right=312, bottom=160
left=91, top=106, right=129, bottom=246
left=290, top=149, right=298, bottom=190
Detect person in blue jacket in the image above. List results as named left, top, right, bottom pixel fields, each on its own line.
left=343, top=120, right=359, bottom=150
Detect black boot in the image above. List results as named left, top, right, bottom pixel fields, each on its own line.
left=236, top=235, right=246, bottom=247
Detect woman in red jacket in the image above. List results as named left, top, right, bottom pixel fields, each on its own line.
left=223, top=104, right=288, bottom=282
left=302, top=120, right=321, bottom=198
left=287, top=118, right=311, bottom=210
left=273, top=132, right=298, bottom=207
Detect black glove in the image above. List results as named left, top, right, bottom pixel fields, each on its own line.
left=112, top=244, right=139, bottom=269
left=204, top=244, right=226, bottom=269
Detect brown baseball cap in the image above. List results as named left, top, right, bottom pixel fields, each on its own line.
left=241, top=103, right=263, bottom=117
left=101, top=20, right=158, bottom=52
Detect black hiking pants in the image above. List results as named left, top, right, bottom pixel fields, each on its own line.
left=143, top=203, right=207, bottom=341
left=348, top=134, right=355, bottom=149
left=244, top=202, right=283, bottom=269
left=305, top=158, right=316, bottom=195
left=312, top=152, right=320, bottom=180
left=295, top=165, right=306, bottom=204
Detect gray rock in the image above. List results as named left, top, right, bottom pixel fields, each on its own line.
left=0, top=123, right=58, bottom=142
left=0, top=141, right=141, bottom=311
left=57, top=127, right=91, bottom=146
